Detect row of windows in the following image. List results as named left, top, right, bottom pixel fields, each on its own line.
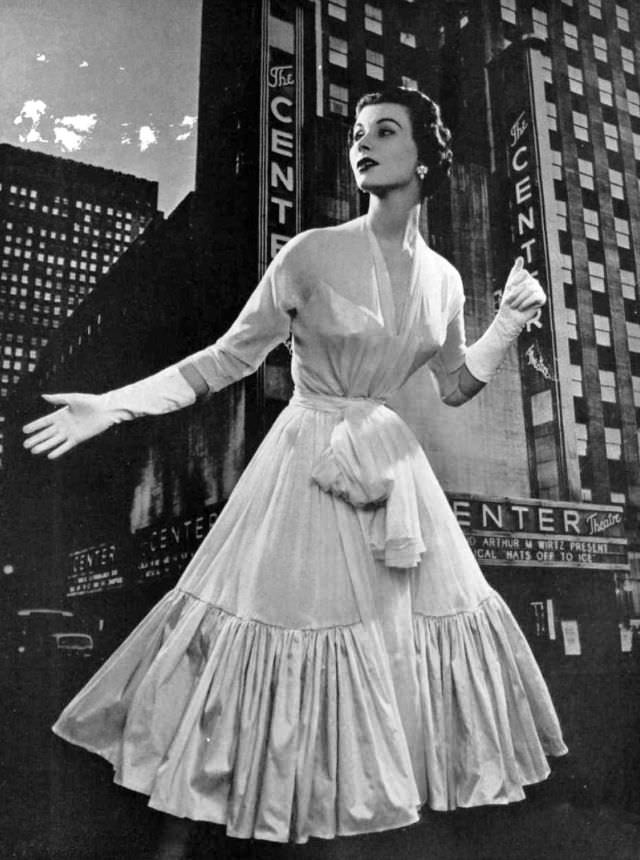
left=328, top=0, right=415, bottom=34
left=0, top=184, right=135, bottom=220
left=503, top=0, right=630, bottom=32
left=562, top=259, right=636, bottom=300
left=565, top=66, right=640, bottom=114
left=328, top=35, right=416, bottom=77
left=591, top=34, right=635, bottom=71
left=0, top=332, right=46, bottom=348
left=5, top=219, right=136, bottom=251
left=1, top=264, right=97, bottom=285
left=328, top=75, right=418, bottom=116
left=554, top=190, right=633, bottom=247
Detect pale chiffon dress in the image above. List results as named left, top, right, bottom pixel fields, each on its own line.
left=53, top=216, right=567, bottom=844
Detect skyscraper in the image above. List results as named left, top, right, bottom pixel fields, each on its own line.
left=0, top=143, right=158, bottom=464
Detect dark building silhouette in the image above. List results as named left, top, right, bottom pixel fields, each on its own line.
left=0, top=144, right=157, bottom=465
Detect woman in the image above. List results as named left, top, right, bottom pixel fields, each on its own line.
left=23, top=88, right=566, bottom=851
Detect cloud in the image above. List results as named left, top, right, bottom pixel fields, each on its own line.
left=79, top=60, right=89, bottom=68
left=53, top=113, right=98, bottom=152
left=36, top=53, right=48, bottom=63
left=138, top=124, right=157, bottom=152
left=13, top=99, right=49, bottom=143
left=176, top=114, right=197, bottom=141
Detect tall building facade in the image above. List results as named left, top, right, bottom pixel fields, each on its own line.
left=0, top=144, right=158, bottom=464
left=3, top=0, right=639, bottom=803
left=434, top=0, right=640, bottom=617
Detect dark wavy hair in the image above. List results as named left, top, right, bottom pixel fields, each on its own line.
left=353, top=87, right=453, bottom=199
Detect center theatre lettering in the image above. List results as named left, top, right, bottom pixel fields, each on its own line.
left=137, top=511, right=219, bottom=557
left=449, top=496, right=627, bottom=570
left=450, top=497, right=624, bottom=536
left=268, top=63, right=295, bottom=259
left=508, top=108, right=555, bottom=383
left=509, top=111, right=539, bottom=270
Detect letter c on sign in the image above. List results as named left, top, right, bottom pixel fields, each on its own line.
left=271, top=96, right=293, bottom=124
left=512, top=145, right=528, bottom=172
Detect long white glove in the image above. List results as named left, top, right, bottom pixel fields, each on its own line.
left=23, top=365, right=196, bottom=460
left=465, top=257, right=546, bottom=383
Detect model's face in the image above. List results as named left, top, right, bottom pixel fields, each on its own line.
left=349, top=103, right=420, bottom=195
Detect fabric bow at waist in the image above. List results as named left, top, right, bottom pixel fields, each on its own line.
left=291, top=391, right=430, bottom=569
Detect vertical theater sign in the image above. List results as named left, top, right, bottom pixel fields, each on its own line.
left=258, top=6, right=304, bottom=272
left=490, top=38, right=580, bottom=500
left=257, top=4, right=306, bottom=407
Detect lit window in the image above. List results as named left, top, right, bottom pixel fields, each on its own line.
left=540, top=54, right=553, bottom=84
left=572, top=111, right=589, bottom=142
left=551, top=149, right=563, bottom=180
left=366, top=49, right=384, bottom=80
left=400, top=31, right=416, bottom=47
left=588, top=261, right=606, bottom=292
left=566, top=307, right=578, bottom=339
left=568, top=65, right=583, bottom=95
left=328, top=36, right=348, bottom=67
left=500, top=0, right=516, bottom=24
left=592, top=34, right=607, bottom=62
left=627, top=321, right=640, bottom=351
left=563, top=21, right=578, bottom=50
left=598, top=77, right=613, bottom=106
left=603, top=122, right=619, bottom=152
left=621, top=46, right=635, bottom=75
left=364, top=4, right=382, bottom=34
left=588, top=0, right=602, bottom=18
left=616, top=4, right=630, bottom=31
left=615, top=217, right=630, bottom=249
left=329, top=83, right=348, bottom=116
left=328, top=0, right=347, bottom=19
left=600, top=370, right=617, bottom=402
left=594, top=314, right=611, bottom=346
left=628, top=90, right=640, bottom=118
left=605, top=427, right=622, bottom=460
left=609, top=168, right=624, bottom=199
left=402, top=76, right=418, bottom=90
left=570, top=364, right=583, bottom=397
left=531, top=8, right=548, bottom=38
left=583, top=208, right=599, bottom=240
left=632, top=377, right=640, bottom=407
left=546, top=101, right=557, bottom=131
left=621, top=270, right=636, bottom=300
left=633, top=133, right=640, bottom=160
left=561, top=254, right=573, bottom=284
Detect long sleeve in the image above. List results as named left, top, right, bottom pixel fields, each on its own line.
left=427, top=272, right=468, bottom=403
left=178, top=246, right=299, bottom=397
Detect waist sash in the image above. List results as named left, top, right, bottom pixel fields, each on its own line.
left=291, top=391, right=429, bottom=569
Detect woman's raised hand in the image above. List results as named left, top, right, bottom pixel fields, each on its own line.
left=23, top=393, right=115, bottom=459
left=498, top=257, right=546, bottom=334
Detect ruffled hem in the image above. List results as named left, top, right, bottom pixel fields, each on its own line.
left=52, top=588, right=566, bottom=843
left=53, top=588, right=421, bottom=844
left=413, top=591, right=568, bottom=811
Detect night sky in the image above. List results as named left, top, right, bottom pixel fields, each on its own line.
left=0, top=0, right=202, bottom=214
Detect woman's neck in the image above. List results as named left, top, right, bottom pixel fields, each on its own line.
left=365, top=193, right=422, bottom=251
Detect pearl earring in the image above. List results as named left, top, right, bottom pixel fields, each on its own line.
left=416, top=164, right=428, bottom=180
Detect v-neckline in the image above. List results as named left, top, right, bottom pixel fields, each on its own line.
left=364, top=218, right=420, bottom=337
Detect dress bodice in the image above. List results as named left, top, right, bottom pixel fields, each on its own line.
left=179, top=216, right=468, bottom=404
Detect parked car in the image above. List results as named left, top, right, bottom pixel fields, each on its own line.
left=8, top=608, right=94, bottom=660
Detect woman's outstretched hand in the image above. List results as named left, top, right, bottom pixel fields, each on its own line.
left=498, top=257, right=546, bottom=334
left=23, top=393, right=114, bottom=460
